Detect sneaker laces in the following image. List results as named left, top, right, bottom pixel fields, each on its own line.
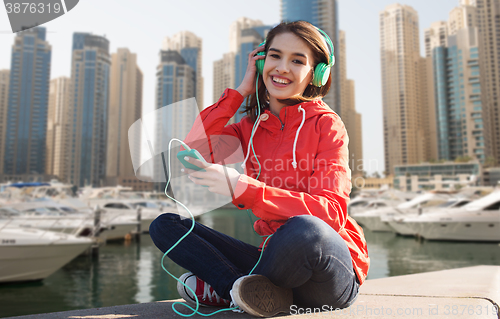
left=230, top=289, right=245, bottom=313
left=202, top=280, right=226, bottom=304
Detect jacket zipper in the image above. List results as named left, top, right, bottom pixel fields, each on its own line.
left=279, top=109, right=286, bottom=130
left=270, top=109, right=287, bottom=182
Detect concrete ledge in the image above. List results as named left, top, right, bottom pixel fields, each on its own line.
left=360, top=265, right=500, bottom=304
left=7, top=266, right=500, bottom=319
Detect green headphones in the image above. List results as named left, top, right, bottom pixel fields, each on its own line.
left=255, top=26, right=335, bottom=87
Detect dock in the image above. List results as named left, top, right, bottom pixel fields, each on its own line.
left=6, top=265, right=499, bottom=318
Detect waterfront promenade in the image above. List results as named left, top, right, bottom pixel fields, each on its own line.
left=7, top=265, right=499, bottom=318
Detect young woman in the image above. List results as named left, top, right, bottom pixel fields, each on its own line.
left=149, top=20, right=369, bottom=317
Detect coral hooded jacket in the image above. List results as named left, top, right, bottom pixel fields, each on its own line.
left=185, top=88, right=370, bottom=285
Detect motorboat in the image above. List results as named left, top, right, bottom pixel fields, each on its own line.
left=353, top=193, right=451, bottom=232
left=402, top=190, right=500, bottom=242
left=348, top=189, right=416, bottom=217
left=385, top=198, right=471, bottom=236
left=350, top=198, right=407, bottom=217
left=0, top=202, right=138, bottom=241
left=0, top=204, right=97, bottom=236
left=0, top=227, right=92, bottom=283
left=88, top=199, right=164, bottom=233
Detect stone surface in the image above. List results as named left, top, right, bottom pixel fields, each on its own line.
left=7, top=266, right=500, bottom=319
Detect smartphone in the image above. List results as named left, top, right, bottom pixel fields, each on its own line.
left=177, top=149, right=207, bottom=171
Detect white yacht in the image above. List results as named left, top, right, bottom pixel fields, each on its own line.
left=1, top=203, right=138, bottom=241
left=353, top=193, right=451, bottom=232
left=88, top=199, right=164, bottom=232
left=0, top=227, right=92, bottom=283
left=403, top=191, right=500, bottom=242
left=7, top=202, right=97, bottom=234
left=348, top=189, right=416, bottom=217
left=386, top=198, right=471, bottom=236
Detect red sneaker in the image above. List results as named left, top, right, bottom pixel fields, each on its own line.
left=177, top=272, right=231, bottom=307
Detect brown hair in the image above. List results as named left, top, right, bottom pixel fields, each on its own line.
left=242, top=20, right=332, bottom=122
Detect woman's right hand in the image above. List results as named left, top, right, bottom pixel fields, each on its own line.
left=236, top=45, right=266, bottom=98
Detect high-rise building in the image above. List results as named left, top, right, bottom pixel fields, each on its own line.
left=428, top=3, right=485, bottom=163
left=471, top=0, right=500, bottom=164
left=423, top=22, right=448, bottom=162
left=281, top=0, right=341, bottom=115
left=45, top=77, right=70, bottom=177
left=106, top=48, right=143, bottom=185
left=4, top=27, right=51, bottom=176
left=213, top=52, right=235, bottom=104
left=214, top=18, right=264, bottom=109
left=230, top=19, right=272, bottom=123
left=338, top=30, right=363, bottom=176
left=213, top=18, right=270, bottom=124
left=418, top=54, right=437, bottom=163
left=380, top=4, right=429, bottom=175
left=68, top=33, right=110, bottom=186
left=156, top=51, right=196, bottom=111
left=425, top=22, right=448, bottom=57
left=154, top=50, right=196, bottom=190
left=229, top=17, right=265, bottom=54
left=0, top=70, right=9, bottom=174
left=162, top=31, right=203, bottom=109
left=448, top=2, right=478, bottom=34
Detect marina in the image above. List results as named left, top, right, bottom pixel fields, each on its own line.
left=1, top=207, right=499, bottom=318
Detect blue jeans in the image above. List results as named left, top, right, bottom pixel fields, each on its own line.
left=149, top=213, right=359, bottom=309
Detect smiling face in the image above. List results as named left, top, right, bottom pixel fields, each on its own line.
left=263, top=32, right=315, bottom=111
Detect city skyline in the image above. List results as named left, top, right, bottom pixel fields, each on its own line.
left=0, top=0, right=471, bottom=175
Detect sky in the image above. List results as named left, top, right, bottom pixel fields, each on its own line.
left=0, top=0, right=463, bottom=175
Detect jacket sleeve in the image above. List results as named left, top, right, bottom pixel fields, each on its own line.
left=183, top=88, right=246, bottom=164
left=232, top=114, right=352, bottom=233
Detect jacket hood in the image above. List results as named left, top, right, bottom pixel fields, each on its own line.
left=264, top=98, right=336, bottom=122
left=241, top=98, right=339, bottom=170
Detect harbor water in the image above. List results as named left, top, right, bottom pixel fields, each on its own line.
left=1, top=208, right=500, bottom=318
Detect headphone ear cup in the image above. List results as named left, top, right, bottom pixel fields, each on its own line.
left=255, top=52, right=266, bottom=75
left=312, top=62, right=331, bottom=87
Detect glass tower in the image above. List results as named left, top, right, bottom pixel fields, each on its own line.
left=153, top=50, right=196, bottom=191
left=432, top=30, right=485, bottom=163
left=4, top=27, right=51, bottom=175
left=68, top=33, right=110, bottom=186
left=234, top=26, right=271, bottom=123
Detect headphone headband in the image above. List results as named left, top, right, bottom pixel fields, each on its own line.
left=314, top=27, right=335, bottom=67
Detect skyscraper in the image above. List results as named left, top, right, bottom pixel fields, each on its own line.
left=448, top=2, right=478, bottom=34
left=106, top=48, right=143, bottom=184
left=68, top=33, right=110, bottom=186
left=214, top=18, right=265, bottom=108
left=156, top=51, right=196, bottom=110
left=428, top=3, right=485, bottom=163
left=338, top=30, right=363, bottom=176
left=162, top=31, right=203, bottom=109
left=229, top=17, right=266, bottom=54
left=423, top=22, right=447, bottom=162
left=380, top=4, right=428, bottom=174
left=213, top=18, right=270, bottom=124
left=232, top=18, right=271, bottom=123
left=281, top=0, right=341, bottom=115
left=4, top=27, right=51, bottom=175
left=213, top=52, right=235, bottom=104
left=425, top=22, right=448, bottom=58
left=45, top=77, right=70, bottom=177
left=472, top=0, right=500, bottom=164
left=154, top=50, right=196, bottom=190
left=0, top=70, right=9, bottom=174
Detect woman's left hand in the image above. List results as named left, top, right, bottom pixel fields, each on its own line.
left=182, top=157, right=241, bottom=198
